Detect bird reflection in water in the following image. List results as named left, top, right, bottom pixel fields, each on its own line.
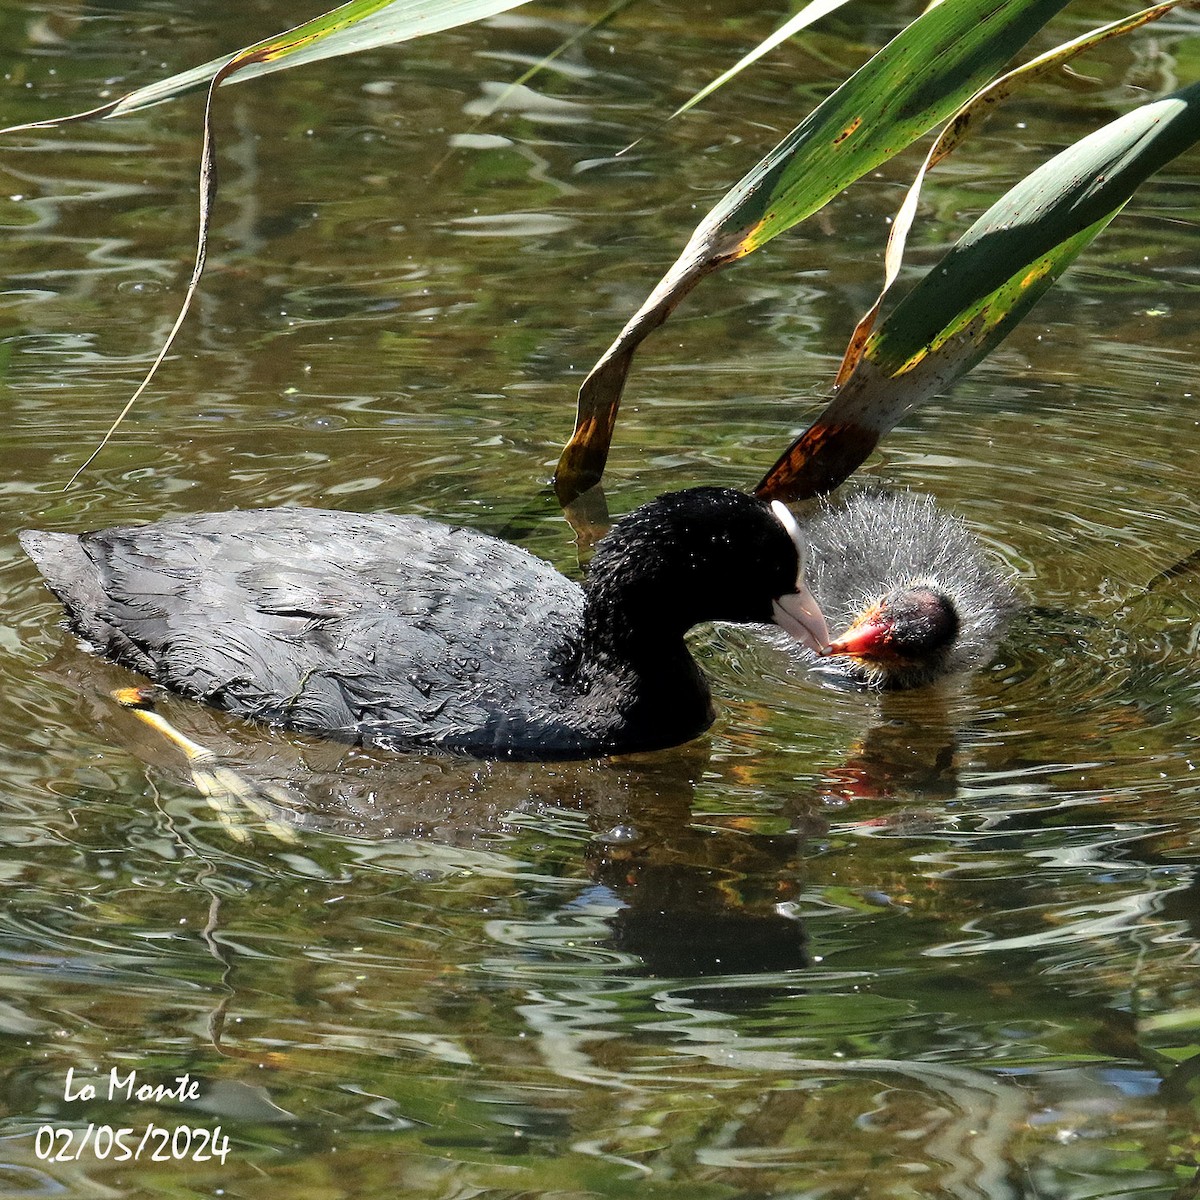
left=43, top=665, right=822, bottom=968
left=44, top=632, right=979, bottom=994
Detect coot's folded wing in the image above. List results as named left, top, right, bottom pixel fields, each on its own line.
left=24, top=509, right=583, bottom=749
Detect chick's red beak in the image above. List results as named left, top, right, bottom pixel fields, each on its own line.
left=823, top=604, right=898, bottom=662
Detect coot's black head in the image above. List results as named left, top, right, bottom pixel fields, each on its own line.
left=583, top=487, right=829, bottom=652
left=823, top=584, right=959, bottom=688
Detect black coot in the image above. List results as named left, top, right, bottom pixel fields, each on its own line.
left=805, top=489, right=1018, bottom=689
left=21, top=487, right=830, bottom=761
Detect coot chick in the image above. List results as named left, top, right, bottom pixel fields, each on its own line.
left=21, top=488, right=830, bottom=761
left=803, top=490, right=1018, bottom=690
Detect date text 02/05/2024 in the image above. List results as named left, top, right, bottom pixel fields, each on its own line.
left=36, top=1123, right=231, bottom=1164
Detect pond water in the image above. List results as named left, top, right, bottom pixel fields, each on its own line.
left=1, top=0, right=1199, bottom=1196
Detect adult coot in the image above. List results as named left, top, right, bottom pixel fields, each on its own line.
left=803, top=490, right=1018, bottom=690
left=21, top=488, right=830, bottom=760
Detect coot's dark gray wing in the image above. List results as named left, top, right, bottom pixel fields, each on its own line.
left=21, top=509, right=584, bottom=754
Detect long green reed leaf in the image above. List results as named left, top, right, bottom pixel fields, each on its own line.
left=669, top=0, right=858, bottom=121
left=1, top=0, right=533, bottom=133
left=554, top=0, right=1072, bottom=502
left=757, top=81, right=1200, bottom=501
left=834, top=0, right=1199, bottom=388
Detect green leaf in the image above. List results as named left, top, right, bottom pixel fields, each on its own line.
left=833, top=0, right=1193, bottom=389
left=756, top=81, right=1200, bottom=501
left=708, top=0, right=1076, bottom=255
left=0, top=0, right=534, bottom=132
left=554, top=0, right=1074, bottom=503
left=669, top=0, right=858, bottom=121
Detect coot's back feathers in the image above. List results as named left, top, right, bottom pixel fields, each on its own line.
left=23, top=510, right=589, bottom=756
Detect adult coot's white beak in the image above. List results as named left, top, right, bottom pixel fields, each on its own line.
left=769, top=501, right=831, bottom=654
left=772, top=584, right=829, bottom=654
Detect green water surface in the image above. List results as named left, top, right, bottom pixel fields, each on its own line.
left=1, top=2, right=1199, bottom=1196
